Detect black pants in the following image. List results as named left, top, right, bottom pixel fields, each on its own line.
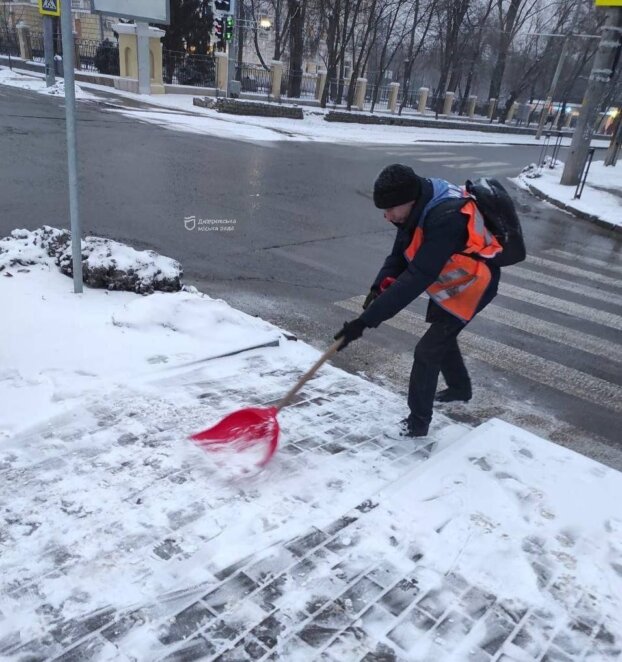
left=407, top=314, right=470, bottom=428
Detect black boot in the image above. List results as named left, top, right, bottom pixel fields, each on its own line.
left=435, top=387, right=472, bottom=403
left=399, top=417, right=429, bottom=438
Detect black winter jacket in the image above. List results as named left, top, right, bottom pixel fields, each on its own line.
left=359, top=178, right=500, bottom=329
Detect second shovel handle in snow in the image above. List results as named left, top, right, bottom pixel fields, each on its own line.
left=276, top=339, right=343, bottom=412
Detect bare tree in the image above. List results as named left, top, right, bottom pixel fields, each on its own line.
left=487, top=0, right=542, bottom=104
left=433, top=0, right=472, bottom=111
left=458, top=0, right=495, bottom=115
left=398, top=0, right=438, bottom=113
left=368, top=0, right=410, bottom=112
left=320, top=0, right=366, bottom=106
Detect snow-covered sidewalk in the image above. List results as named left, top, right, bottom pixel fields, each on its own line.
left=515, top=159, right=621, bottom=231
left=1, top=228, right=621, bottom=661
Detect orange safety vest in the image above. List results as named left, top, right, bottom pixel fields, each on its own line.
left=404, top=198, right=502, bottom=322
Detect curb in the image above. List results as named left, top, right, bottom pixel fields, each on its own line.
left=525, top=181, right=621, bottom=233
left=324, top=109, right=547, bottom=136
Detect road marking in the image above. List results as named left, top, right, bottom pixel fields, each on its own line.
left=478, top=302, right=622, bottom=364
left=336, top=297, right=622, bottom=414
left=499, top=283, right=622, bottom=331
left=416, top=156, right=477, bottom=163
left=526, top=255, right=622, bottom=290
left=506, top=265, right=622, bottom=308
left=543, top=249, right=622, bottom=277
left=448, top=161, right=512, bottom=170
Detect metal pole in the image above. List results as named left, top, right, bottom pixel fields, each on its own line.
left=226, top=0, right=238, bottom=96
left=60, top=0, right=83, bottom=293
left=561, top=7, right=622, bottom=185
left=574, top=147, right=595, bottom=199
left=136, top=21, right=151, bottom=95
left=43, top=15, right=55, bottom=87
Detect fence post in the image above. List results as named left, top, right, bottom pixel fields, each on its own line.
left=442, top=90, right=455, bottom=115
left=115, top=23, right=138, bottom=83
left=417, top=87, right=429, bottom=113
left=147, top=28, right=165, bottom=93
left=16, top=22, right=32, bottom=61
left=506, top=100, right=518, bottom=123
left=315, top=70, right=327, bottom=101
left=354, top=77, right=367, bottom=111
left=270, top=60, right=283, bottom=100
left=215, top=52, right=228, bottom=93
left=467, top=95, right=477, bottom=118
left=387, top=81, right=400, bottom=113
left=487, top=98, right=497, bottom=120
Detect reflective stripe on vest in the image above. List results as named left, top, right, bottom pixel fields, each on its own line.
left=403, top=198, right=501, bottom=322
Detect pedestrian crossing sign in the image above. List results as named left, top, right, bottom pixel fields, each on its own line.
left=594, top=0, right=622, bottom=5
left=39, top=0, right=60, bottom=16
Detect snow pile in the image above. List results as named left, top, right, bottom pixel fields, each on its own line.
left=0, top=226, right=182, bottom=293
left=0, top=230, right=278, bottom=438
left=519, top=156, right=561, bottom=178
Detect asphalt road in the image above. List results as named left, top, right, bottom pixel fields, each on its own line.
left=2, top=85, right=621, bottom=467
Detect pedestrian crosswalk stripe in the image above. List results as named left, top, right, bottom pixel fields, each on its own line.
left=475, top=302, right=622, bottom=364
left=506, top=264, right=622, bottom=308
left=543, top=249, right=622, bottom=277
left=499, top=283, right=622, bottom=331
left=335, top=297, right=622, bottom=415
left=526, top=255, right=622, bottom=290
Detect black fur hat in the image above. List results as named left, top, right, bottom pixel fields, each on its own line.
left=373, top=164, right=422, bottom=209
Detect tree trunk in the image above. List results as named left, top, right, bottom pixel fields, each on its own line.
left=488, top=0, right=521, bottom=102
left=321, top=0, right=342, bottom=107
left=287, top=0, right=304, bottom=97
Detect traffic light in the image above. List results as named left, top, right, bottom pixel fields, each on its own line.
left=225, top=15, right=234, bottom=42
left=214, top=17, right=224, bottom=42
left=214, top=0, right=230, bottom=11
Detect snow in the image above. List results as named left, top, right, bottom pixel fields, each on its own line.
left=2, top=65, right=622, bottom=655
left=365, top=418, right=622, bottom=657
left=0, top=64, right=609, bottom=147
left=0, top=66, right=95, bottom=99
left=0, top=228, right=276, bottom=437
left=1, top=227, right=621, bottom=659
left=515, top=158, right=622, bottom=229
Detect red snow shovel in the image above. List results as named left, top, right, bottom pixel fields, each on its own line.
left=189, top=339, right=343, bottom=466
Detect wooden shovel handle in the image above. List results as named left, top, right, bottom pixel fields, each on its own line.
left=276, top=339, right=343, bottom=412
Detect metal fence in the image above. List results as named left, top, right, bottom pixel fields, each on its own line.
left=0, top=27, right=19, bottom=57
left=281, top=70, right=316, bottom=99
left=235, top=62, right=271, bottom=93
left=324, top=78, right=352, bottom=105
left=14, top=31, right=119, bottom=75
left=365, top=83, right=391, bottom=106
left=163, top=49, right=215, bottom=87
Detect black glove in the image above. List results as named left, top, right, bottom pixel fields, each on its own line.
left=362, top=287, right=380, bottom=310
left=334, top=318, right=366, bottom=351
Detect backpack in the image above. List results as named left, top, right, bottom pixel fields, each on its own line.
left=465, top=178, right=526, bottom=267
